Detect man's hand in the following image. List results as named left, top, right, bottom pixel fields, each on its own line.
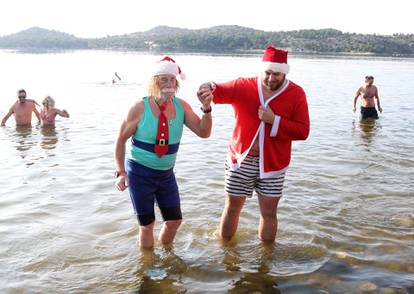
left=199, top=82, right=213, bottom=91
left=353, top=107, right=356, bottom=113
left=115, top=175, right=128, bottom=191
left=258, top=106, right=275, bottom=124
left=379, top=107, right=383, bottom=113
left=197, top=86, right=213, bottom=109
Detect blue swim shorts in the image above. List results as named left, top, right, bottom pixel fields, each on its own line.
left=126, top=159, right=182, bottom=226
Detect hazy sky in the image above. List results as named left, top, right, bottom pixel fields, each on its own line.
left=1, top=0, right=412, bottom=37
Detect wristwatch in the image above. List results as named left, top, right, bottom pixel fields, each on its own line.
left=115, top=170, right=126, bottom=178
left=201, top=106, right=212, bottom=114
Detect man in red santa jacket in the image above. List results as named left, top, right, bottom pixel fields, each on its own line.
left=198, top=46, right=310, bottom=243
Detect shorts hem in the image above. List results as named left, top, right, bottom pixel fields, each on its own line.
left=225, top=192, right=250, bottom=198
left=257, top=192, right=283, bottom=198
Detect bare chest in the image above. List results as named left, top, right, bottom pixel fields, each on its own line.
left=360, top=87, right=376, bottom=98
left=262, top=89, right=275, bottom=103
left=13, top=104, right=32, bottom=117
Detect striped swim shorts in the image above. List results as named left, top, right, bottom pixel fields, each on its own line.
left=225, top=155, right=286, bottom=198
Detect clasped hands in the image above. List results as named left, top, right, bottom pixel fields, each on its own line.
left=197, top=83, right=213, bottom=110
left=197, top=82, right=276, bottom=123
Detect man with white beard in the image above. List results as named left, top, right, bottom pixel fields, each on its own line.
left=114, top=56, right=212, bottom=249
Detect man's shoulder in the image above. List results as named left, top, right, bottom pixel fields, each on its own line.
left=287, top=80, right=305, bottom=96
left=233, top=76, right=258, bottom=89
left=175, top=97, right=189, bottom=108
left=133, top=99, right=145, bottom=109
left=126, top=99, right=145, bottom=121
left=10, top=101, right=19, bottom=109
left=238, top=76, right=258, bottom=84
left=125, top=98, right=144, bottom=113
left=27, top=100, right=37, bottom=107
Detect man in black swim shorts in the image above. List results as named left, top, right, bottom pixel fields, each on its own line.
left=353, top=76, right=382, bottom=119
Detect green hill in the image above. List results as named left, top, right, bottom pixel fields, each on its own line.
left=0, top=27, right=87, bottom=49
left=1, top=26, right=413, bottom=56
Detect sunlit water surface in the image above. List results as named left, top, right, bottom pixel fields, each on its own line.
left=0, top=50, right=413, bottom=293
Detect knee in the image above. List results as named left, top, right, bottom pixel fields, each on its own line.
left=164, top=219, right=182, bottom=230
left=225, top=203, right=243, bottom=216
left=260, top=210, right=276, bottom=222
left=140, top=222, right=155, bottom=232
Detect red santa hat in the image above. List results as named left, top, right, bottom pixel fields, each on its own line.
left=153, top=56, right=186, bottom=80
left=262, top=46, right=290, bottom=74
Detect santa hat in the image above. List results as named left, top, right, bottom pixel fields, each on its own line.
left=153, top=56, right=186, bottom=80
left=262, top=46, right=290, bottom=74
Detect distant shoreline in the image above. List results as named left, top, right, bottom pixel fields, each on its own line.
left=1, top=26, right=413, bottom=57
left=2, top=48, right=413, bottom=59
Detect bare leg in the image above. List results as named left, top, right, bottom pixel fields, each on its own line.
left=158, top=220, right=182, bottom=245
left=139, top=222, right=155, bottom=249
left=258, top=194, right=280, bottom=242
left=219, top=195, right=246, bottom=241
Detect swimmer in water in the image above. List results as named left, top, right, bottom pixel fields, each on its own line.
left=1, top=89, right=40, bottom=126
left=40, top=96, right=69, bottom=127
left=353, top=76, right=382, bottom=119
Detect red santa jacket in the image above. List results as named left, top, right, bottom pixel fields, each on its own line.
left=213, top=77, right=310, bottom=178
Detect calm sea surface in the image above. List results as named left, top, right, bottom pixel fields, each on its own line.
left=0, top=50, right=413, bottom=293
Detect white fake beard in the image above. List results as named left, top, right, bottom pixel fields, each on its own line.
left=161, top=88, right=176, bottom=94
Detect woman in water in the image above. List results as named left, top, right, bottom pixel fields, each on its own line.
left=40, top=96, right=69, bottom=127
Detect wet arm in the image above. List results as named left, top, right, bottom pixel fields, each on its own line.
left=26, top=99, right=40, bottom=106
left=375, top=88, right=382, bottom=111
left=181, top=99, right=212, bottom=138
left=33, top=106, right=41, bottom=123
left=1, top=108, right=14, bottom=126
left=115, top=103, right=143, bottom=172
left=353, top=88, right=361, bottom=110
left=56, top=109, right=70, bottom=118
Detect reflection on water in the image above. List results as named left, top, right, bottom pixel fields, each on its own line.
left=40, top=126, right=58, bottom=150
left=229, top=272, right=280, bottom=294
left=14, top=125, right=35, bottom=154
left=225, top=243, right=281, bottom=293
left=134, top=247, right=189, bottom=293
left=359, top=118, right=380, bottom=146
left=352, top=118, right=381, bottom=148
